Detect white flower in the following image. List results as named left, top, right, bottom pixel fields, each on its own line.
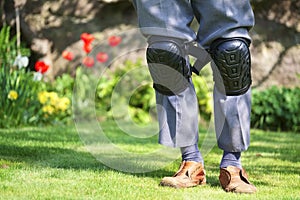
left=13, top=55, right=29, bottom=69
left=33, top=71, right=43, bottom=81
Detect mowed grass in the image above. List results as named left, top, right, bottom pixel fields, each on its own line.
left=0, top=122, right=299, bottom=200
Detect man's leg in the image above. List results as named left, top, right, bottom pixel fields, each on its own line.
left=191, top=0, right=257, bottom=193
left=132, top=0, right=196, bottom=41
left=132, top=0, right=205, bottom=188
left=210, top=40, right=256, bottom=193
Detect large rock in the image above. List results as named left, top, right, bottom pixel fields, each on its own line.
left=250, top=0, right=300, bottom=89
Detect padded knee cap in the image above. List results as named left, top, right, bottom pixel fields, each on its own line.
left=146, top=37, right=190, bottom=95
left=210, top=38, right=252, bottom=96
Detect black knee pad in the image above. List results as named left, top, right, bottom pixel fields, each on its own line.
left=146, top=36, right=191, bottom=95
left=210, top=38, right=252, bottom=96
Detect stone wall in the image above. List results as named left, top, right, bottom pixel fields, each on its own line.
left=250, top=0, right=300, bottom=89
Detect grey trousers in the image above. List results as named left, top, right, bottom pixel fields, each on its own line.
left=132, top=0, right=255, bottom=152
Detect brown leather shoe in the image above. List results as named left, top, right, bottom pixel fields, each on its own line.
left=159, top=161, right=206, bottom=188
left=219, top=166, right=257, bottom=193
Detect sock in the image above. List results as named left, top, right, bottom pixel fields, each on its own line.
left=180, top=144, right=204, bottom=165
left=220, top=151, right=242, bottom=169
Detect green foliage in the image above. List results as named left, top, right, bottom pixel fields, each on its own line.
left=192, top=65, right=213, bottom=122
left=95, top=60, right=213, bottom=124
left=0, top=25, right=72, bottom=127
left=40, top=73, right=74, bottom=125
left=251, top=86, right=300, bottom=132
left=50, top=73, right=74, bottom=100
left=0, top=25, right=40, bottom=127
left=73, top=66, right=99, bottom=121
left=96, top=59, right=156, bottom=124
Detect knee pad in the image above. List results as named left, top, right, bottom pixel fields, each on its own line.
left=146, top=36, right=191, bottom=95
left=210, top=38, right=252, bottom=96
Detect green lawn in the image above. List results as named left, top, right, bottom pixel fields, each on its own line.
left=0, top=122, right=299, bottom=200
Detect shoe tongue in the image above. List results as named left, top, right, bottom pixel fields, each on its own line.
left=176, top=167, right=189, bottom=176
left=227, top=166, right=241, bottom=173
left=174, top=162, right=188, bottom=176
left=176, top=161, right=197, bottom=177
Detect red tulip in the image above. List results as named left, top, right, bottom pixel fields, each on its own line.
left=62, top=50, right=74, bottom=61
left=83, top=56, right=95, bottom=68
left=96, top=52, right=109, bottom=63
left=83, top=43, right=92, bottom=53
left=80, top=33, right=94, bottom=45
left=34, top=61, right=49, bottom=74
left=108, top=36, right=122, bottom=47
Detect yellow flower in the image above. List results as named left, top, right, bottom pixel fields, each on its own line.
left=42, top=105, right=55, bottom=115
left=8, top=90, right=18, bottom=100
left=57, top=97, right=71, bottom=111
left=48, top=92, right=59, bottom=106
left=38, top=91, right=49, bottom=104
left=39, top=91, right=70, bottom=114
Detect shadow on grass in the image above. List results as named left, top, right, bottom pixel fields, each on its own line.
left=0, top=127, right=299, bottom=184
left=0, top=142, right=178, bottom=180
left=0, top=127, right=175, bottom=177
left=0, top=143, right=101, bottom=170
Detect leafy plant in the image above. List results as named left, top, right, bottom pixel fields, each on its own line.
left=72, top=66, right=97, bottom=121
left=0, top=25, right=40, bottom=127
left=34, top=73, right=73, bottom=126
left=96, top=59, right=156, bottom=124
left=95, top=59, right=213, bottom=124
left=251, top=86, right=300, bottom=132
left=0, top=25, right=72, bottom=127
left=36, top=90, right=71, bottom=125
left=192, top=66, right=213, bottom=122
